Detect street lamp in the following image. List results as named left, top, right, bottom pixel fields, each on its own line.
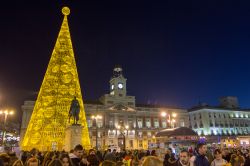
left=116, top=123, right=129, bottom=150
left=91, top=115, right=102, bottom=150
left=0, top=109, right=14, bottom=146
left=161, top=111, right=177, bottom=128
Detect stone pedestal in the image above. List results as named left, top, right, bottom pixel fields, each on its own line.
left=64, top=125, right=83, bottom=151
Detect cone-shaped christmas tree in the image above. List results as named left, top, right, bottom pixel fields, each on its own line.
left=21, top=7, right=91, bottom=151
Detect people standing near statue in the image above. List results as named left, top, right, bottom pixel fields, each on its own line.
left=190, top=143, right=210, bottom=166
left=69, top=144, right=84, bottom=166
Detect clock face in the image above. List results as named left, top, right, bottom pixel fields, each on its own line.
left=111, top=84, right=114, bottom=90
left=118, top=83, right=123, bottom=89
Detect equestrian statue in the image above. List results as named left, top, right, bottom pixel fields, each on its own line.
left=68, top=96, right=80, bottom=125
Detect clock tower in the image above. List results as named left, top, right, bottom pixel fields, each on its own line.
left=109, top=65, right=127, bottom=97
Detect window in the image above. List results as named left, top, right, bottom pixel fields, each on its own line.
left=146, top=119, right=151, bottom=128
left=108, top=130, right=115, bottom=137
left=139, top=140, right=143, bottom=147
left=137, top=119, right=143, bottom=128
left=97, top=131, right=101, bottom=138
left=200, top=122, right=204, bottom=128
left=138, top=131, right=143, bottom=138
left=128, top=119, right=134, bottom=129
left=147, top=131, right=151, bottom=137
left=162, top=121, right=167, bottom=128
left=87, top=119, right=92, bottom=127
left=97, top=119, right=103, bottom=128
left=129, top=140, right=133, bottom=148
left=154, top=119, right=159, bottom=128
left=180, top=120, right=185, bottom=127
left=109, top=120, right=114, bottom=128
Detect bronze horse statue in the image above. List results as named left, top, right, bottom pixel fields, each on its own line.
left=68, top=97, right=80, bottom=125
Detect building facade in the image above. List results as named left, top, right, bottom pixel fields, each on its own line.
left=188, top=97, right=250, bottom=147
left=20, top=66, right=189, bottom=150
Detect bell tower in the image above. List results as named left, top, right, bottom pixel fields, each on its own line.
left=109, top=65, right=127, bottom=97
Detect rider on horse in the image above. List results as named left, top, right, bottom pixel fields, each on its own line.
left=69, top=96, right=80, bottom=125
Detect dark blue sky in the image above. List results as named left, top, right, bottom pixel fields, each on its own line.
left=1, top=0, right=250, bottom=116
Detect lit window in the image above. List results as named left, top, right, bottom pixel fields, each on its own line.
left=146, top=119, right=151, bottom=128
left=162, top=121, right=167, bottom=128
left=154, top=119, right=159, bottom=128
left=87, top=119, right=92, bottom=127
left=137, top=119, right=143, bottom=128
left=139, top=140, right=143, bottom=147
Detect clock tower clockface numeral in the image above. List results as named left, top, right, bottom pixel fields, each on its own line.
left=118, top=83, right=123, bottom=89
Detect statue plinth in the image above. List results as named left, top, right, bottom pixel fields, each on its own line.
left=64, top=125, right=83, bottom=151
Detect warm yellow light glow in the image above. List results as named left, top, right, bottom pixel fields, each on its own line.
left=21, top=6, right=91, bottom=151
left=0, top=111, right=3, bottom=114
left=62, top=7, right=70, bottom=16
left=172, top=119, right=176, bottom=123
left=9, top=111, right=14, bottom=115
left=172, top=113, right=177, bottom=118
left=125, top=125, right=129, bottom=129
left=161, top=112, right=167, bottom=117
left=117, top=125, right=121, bottom=129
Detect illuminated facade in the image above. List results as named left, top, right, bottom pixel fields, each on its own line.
left=188, top=98, right=250, bottom=147
left=21, top=66, right=189, bottom=150
left=21, top=7, right=91, bottom=150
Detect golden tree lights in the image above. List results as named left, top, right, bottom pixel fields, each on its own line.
left=21, top=7, right=91, bottom=151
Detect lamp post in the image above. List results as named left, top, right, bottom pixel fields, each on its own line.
left=0, top=109, right=14, bottom=146
left=161, top=112, right=177, bottom=128
left=91, top=115, right=102, bottom=150
left=117, top=123, right=129, bottom=150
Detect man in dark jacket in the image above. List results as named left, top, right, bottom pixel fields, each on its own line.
left=190, top=143, right=209, bottom=166
left=70, top=144, right=84, bottom=166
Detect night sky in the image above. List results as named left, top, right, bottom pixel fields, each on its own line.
left=1, top=0, right=250, bottom=121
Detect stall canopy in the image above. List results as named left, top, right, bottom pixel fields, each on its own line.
left=156, top=127, right=198, bottom=137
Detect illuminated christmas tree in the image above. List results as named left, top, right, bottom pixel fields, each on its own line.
left=21, top=7, right=91, bottom=150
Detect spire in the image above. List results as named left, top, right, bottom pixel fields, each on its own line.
left=21, top=7, right=91, bottom=150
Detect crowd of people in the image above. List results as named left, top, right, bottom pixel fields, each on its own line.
left=0, top=143, right=249, bottom=166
